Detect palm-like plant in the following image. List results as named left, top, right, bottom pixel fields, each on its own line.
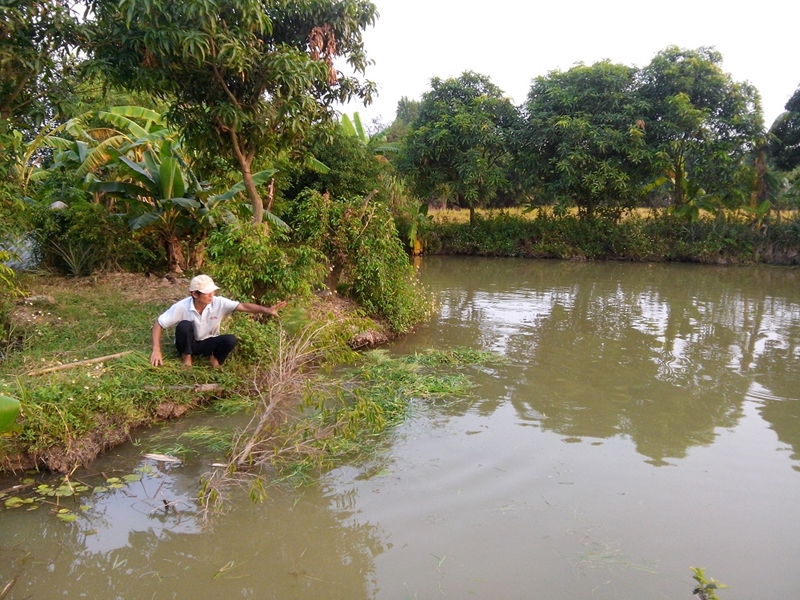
left=89, top=139, right=282, bottom=272
left=340, top=112, right=398, bottom=160
left=28, top=106, right=284, bottom=271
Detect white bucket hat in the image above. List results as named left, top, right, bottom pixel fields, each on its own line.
left=189, top=274, right=219, bottom=294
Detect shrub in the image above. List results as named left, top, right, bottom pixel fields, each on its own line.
left=28, top=200, right=156, bottom=274
left=284, top=189, right=430, bottom=332
left=205, top=222, right=326, bottom=305
left=429, top=209, right=800, bottom=264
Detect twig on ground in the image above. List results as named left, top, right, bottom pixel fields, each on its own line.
left=26, top=351, right=133, bottom=376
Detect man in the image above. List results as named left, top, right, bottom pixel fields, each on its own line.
left=150, top=274, right=286, bottom=368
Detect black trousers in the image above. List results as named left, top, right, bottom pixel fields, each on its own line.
left=175, top=320, right=237, bottom=364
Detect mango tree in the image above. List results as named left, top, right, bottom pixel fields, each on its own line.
left=89, top=139, right=278, bottom=272
left=401, top=72, right=518, bottom=225
left=85, top=0, right=377, bottom=225
left=769, top=84, right=800, bottom=172
left=639, top=46, right=763, bottom=209
left=0, top=0, right=82, bottom=132
left=519, top=61, right=651, bottom=219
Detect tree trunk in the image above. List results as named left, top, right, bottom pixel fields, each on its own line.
left=241, top=166, right=264, bottom=224
left=164, top=235, right=185, bottom=273
left=326, top=263, right=343, bottom=292
left=228, top=129, right=263, bottom=224
left=753, top=148, right=768, bottom=207
left=672, top=149, right=685, bottom=207
left=188, top=238, right=206, bottom=270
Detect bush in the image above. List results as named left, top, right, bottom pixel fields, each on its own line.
left=205, top=222, right=327, bottom=305
left=28, top=199, right=157, bottom=274
left=283, top=189, right=430, bottom=333
left=429, top=210, right=800, bottom=264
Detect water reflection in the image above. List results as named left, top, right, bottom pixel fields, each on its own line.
left=407, top=257, right=800, bottom=467
left=1, top=437, right=385, bottom=599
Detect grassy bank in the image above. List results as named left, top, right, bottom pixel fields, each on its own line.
left=423, top=210, right=800, bottom=264
left=0, top=272, right=393, bottom=474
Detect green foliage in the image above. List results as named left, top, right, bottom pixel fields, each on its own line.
left=402, top=71, right=518, bottom=223
left=224, top=311, right=284, bottom=365
left=429, top=209, right=799, bottom=264
left=691, top=567, right=728, bottom=600
left=86, top=0, right=378, bottom=223
left=385, top=96, right=420, bottom=143
left=0, top=263, right=26, bottom=364
left=28, top=198, right=151, bottom=275
left=0, top=393, right=21, bottom=433
left=284, top=189, right=430, bottom=332
left=206, top=222, right=326, bottom=305
left=263, top=348, right=491, bottom=482
left=0, top=0, right=83, bottom=132
left=283, top=123, right=388, bottom=200
left=0, top=250, right=21, bottom=295
left=769, top=84, right=800, bottom=172
left=179, top=426, right=233, bottom=454
left=640, top=47, right=763, bottom=207
left=520, top=61, right=651, bottom=219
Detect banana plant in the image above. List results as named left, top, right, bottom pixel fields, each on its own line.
left=407, top=202, right=431, bottom=255
left=22, top=106, right=170, bottom=188
left=90, top=139, right=284, bottom=272
left=89, top=139, right=204, bottom=272
left=340, top=112, right=399, bottom=159
left=646, top=169, right=718, bottom=224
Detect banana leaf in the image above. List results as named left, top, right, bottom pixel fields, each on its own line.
left=119, top=155, right=157, bottom=190
left=88, top=180, right=153, bottom=198
left=129, top=211, right=163, bottom=230
left=159, top=155, right=186, bottom=200
left=210, top=169, right=279, bottom=202
left=0, top=394, right=21, bottom=434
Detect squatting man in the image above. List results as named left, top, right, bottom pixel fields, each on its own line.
left=150, top=275, right=286, bottom=368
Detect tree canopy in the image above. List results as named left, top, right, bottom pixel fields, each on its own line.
left=401, top=71, right=517, bottom=223
left=85, top=0, right=378, bottom=223
left=639, top=46, right=763, bottom=207
left=769, top=84, right=800, bottom=172
left=519, top=61, right=651, bottom=218
left=0, top=0, right=82, bottom=131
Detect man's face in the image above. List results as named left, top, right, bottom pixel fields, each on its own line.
left=193, top=290, right=215, bottom=304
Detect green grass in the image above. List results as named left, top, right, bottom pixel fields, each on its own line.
left=0, top=274, right=315, bottom=471
left=237, top=348, right=492, bottom=484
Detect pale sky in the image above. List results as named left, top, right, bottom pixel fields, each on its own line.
left=340, top=0, right=799, bottom=130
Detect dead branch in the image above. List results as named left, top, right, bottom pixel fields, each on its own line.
left=26, top=351, right=133, bottom=376
left=142, top=384, right=223, bottom=393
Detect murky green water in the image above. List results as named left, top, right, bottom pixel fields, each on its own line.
left=3, top=257, right=800, bottom=599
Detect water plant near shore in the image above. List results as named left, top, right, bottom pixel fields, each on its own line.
left=199, top=326, right=492, bottom=516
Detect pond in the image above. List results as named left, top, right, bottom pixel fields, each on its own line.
left=2, top=257, right=800, bottom=599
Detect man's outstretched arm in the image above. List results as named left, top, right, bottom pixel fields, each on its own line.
left=235, top=300, right=287, bottom=318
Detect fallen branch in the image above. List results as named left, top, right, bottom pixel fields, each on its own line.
left=26, top=351, right=133, bottom=376
left=143, top=384, right=223, bottom=393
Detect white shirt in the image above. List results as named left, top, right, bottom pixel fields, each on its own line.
left=157, top=296, right=240, bottom=341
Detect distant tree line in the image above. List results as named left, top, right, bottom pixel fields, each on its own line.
left=395, top=48, right=800, bottom=224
